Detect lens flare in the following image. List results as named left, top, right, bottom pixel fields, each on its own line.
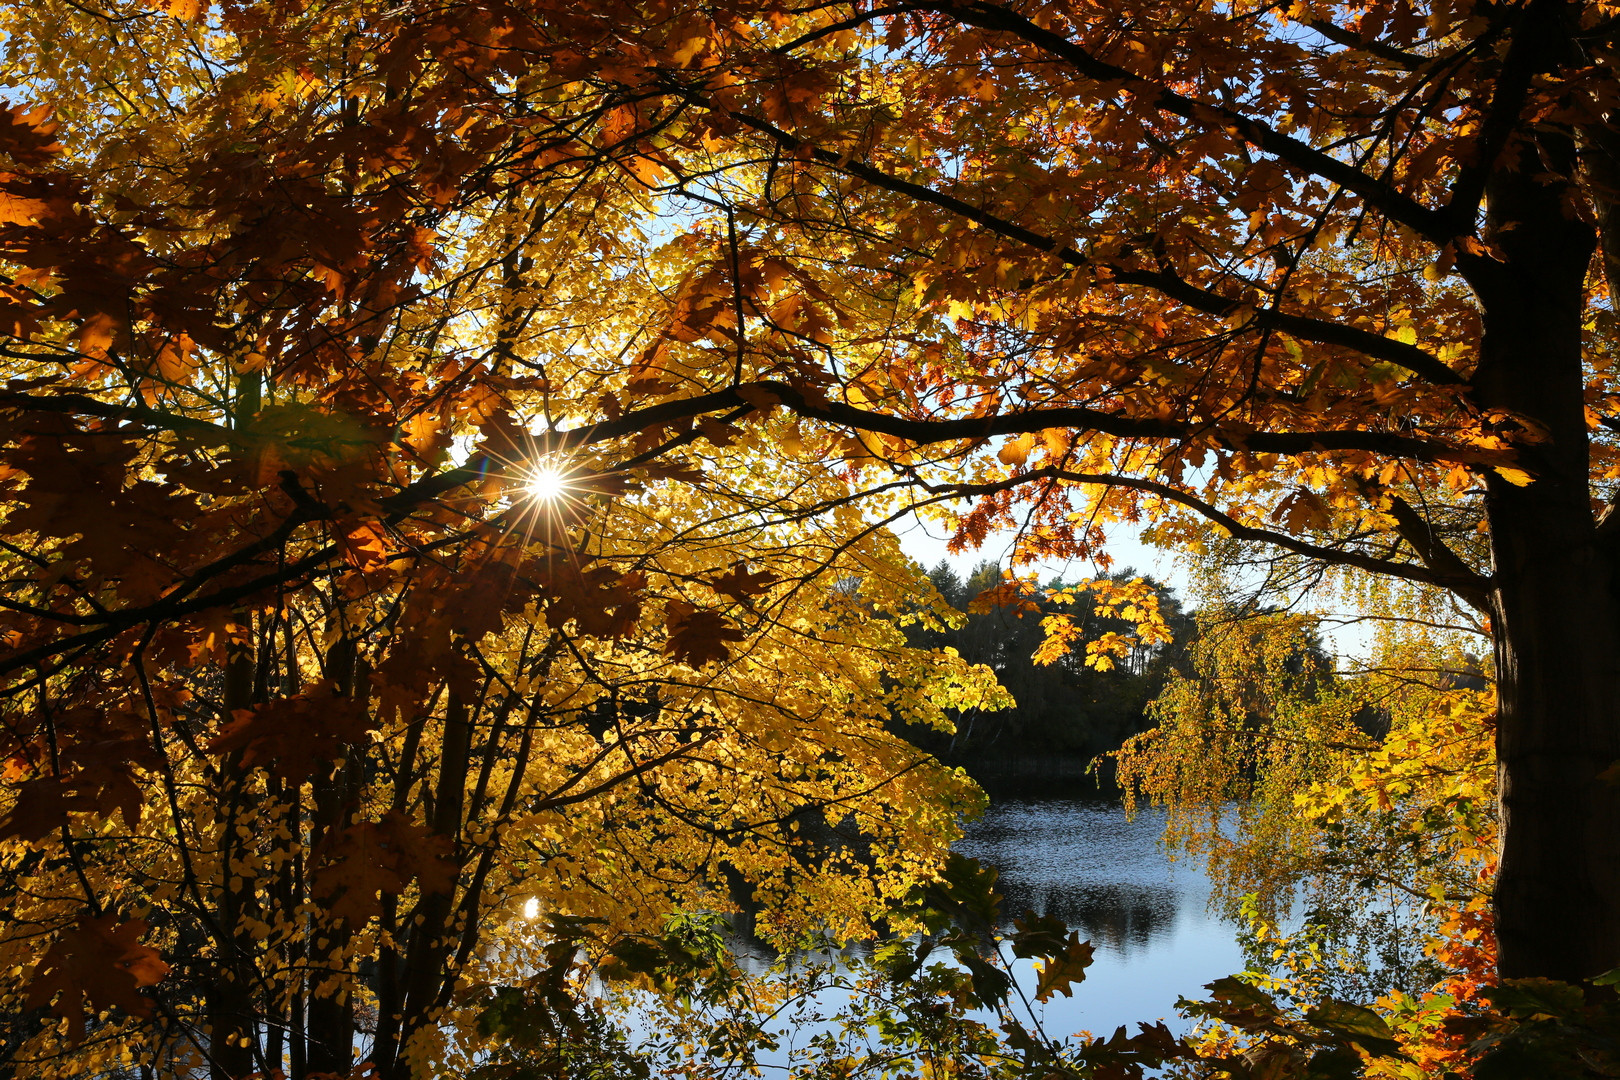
left=524, top=464, right=569, bottom=502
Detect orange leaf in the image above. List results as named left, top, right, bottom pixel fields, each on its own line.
left=0, top=105, right=62, bottom=165
left=997, top=432, right=1036, bottom=467
left=338, top=519, right=392, bottom=573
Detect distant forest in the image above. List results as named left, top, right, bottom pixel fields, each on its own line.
left=902, top=562, right=1192, bottom=790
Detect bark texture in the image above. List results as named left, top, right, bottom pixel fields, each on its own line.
left=1473, top=104, right=1620, bottom=979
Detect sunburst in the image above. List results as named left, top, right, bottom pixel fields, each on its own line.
left=522, top=462, right=571, bottom=502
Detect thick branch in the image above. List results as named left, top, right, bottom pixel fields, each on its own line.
left=0, top=379, right=1483, bottom=678
left=1305, top=19, right=1424, bottom=70
left=927, top=0, right=1457, bottom=244
left=928, top=466, right=1494, bottom=601
left=718, top=109, right=1466, bottom=386
left=745, top=381, right=1465, bottom=459
left=1384, top=493, right=1492, bottom=612
left=1443, top=0, right=1558, bottom=234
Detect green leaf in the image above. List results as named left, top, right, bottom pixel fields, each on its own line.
left=956, top=948, right=1012, bottom=1008
left=1485, top=977, right=1585, bottom=1020
left=1305, top=998, right=1400, bottom=1057
left=1204, top=976, right=1282, bottom=1017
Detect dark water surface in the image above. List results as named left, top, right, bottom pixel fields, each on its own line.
left=953, top=797, right=1247, bottom=1036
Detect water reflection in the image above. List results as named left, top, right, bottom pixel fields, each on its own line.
left=1003, top=880, right=1181, bottom=956
left=954, top=796, right=1246, bottom=1031
left=717, top=797, right=1246, bottom=1035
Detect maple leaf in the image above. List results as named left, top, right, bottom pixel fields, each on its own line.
left=337, top=518, right=392, bottom=573
left=25, top=913, right=169, bottom=1041
left=0, top=105, right=62, bottom=166
left=663, top=600, right=744, bottom=667
left=311, top=812, right=457, bottom=925
left=57, top=736, right=157, bottom=831
left=537, top=561, right=645, bottom=638
left=208, top=683, right=376, bottom=779
left=0, top=777, right=95, bottom=843
left=706, top=562, right=778, bottom=603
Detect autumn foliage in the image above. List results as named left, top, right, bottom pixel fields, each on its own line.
left=7, top=0, right=1620, bottom=1074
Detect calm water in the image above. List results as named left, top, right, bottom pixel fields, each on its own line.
left=622, top=796, right=1248, bottom=1068
left=953, top=796, right=1247, bottom=1036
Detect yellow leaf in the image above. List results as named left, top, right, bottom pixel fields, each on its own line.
left=998, top=432, right=1036, bottom=467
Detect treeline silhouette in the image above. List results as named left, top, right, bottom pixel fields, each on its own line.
left=902, top=561, right=1192, bottom=793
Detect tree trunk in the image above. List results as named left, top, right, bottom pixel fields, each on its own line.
left=211, top=621, right=260, bottom=1080
left=380, top=688, right=472, bottom=1080
left=306, top=633, right=366, bottom=1078
left=1473, top=123, right=1620, bottom=980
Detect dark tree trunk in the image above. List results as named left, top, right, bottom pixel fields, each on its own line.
left=306, top=635, right=366, bottom=1078
left=378, top=690, right=472, bottom=1080
left=211, top=628, right=260, bottom=1080
left=1471, top=116, right=1620, bottom=980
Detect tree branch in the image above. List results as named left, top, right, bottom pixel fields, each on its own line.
left=925, top=0, right=1457, bottom=244
left=0, top=377, right=1488, bottom=679
left=1305, top=19, right=1424, bottom=70
left=924, top=466, right=1494, bottom=600
left=1384, top=493, right=1492, bottom=612
left=714, top=107, right=1466, bottom=386
left=1442, top=0, right=1555, bottom=233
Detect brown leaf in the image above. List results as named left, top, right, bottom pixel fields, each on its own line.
left=0, top=778, right=95, bottom=843
left=537, top=561, right=644, bottom=639
left=26, top=913, right=169, bottom=1041
left=311, top=812, right=457, bottom=925
left=706, top=562, right=778, bottom=603
left=664, top=600, right=745, bottom=667
left=208, top=684, right=375, bottom=780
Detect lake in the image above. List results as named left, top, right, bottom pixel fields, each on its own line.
left=621, top=795, right=1250, bottom=1072
left=954, top=796, right=1248, bottom=1037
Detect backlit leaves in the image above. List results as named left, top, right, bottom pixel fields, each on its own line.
left=663, top=600, right=745, bottom=668
left=207, top=684, right=376, bottom=780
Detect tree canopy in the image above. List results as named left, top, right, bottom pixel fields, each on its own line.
left=5, top=0, right=1620, bottom=1072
